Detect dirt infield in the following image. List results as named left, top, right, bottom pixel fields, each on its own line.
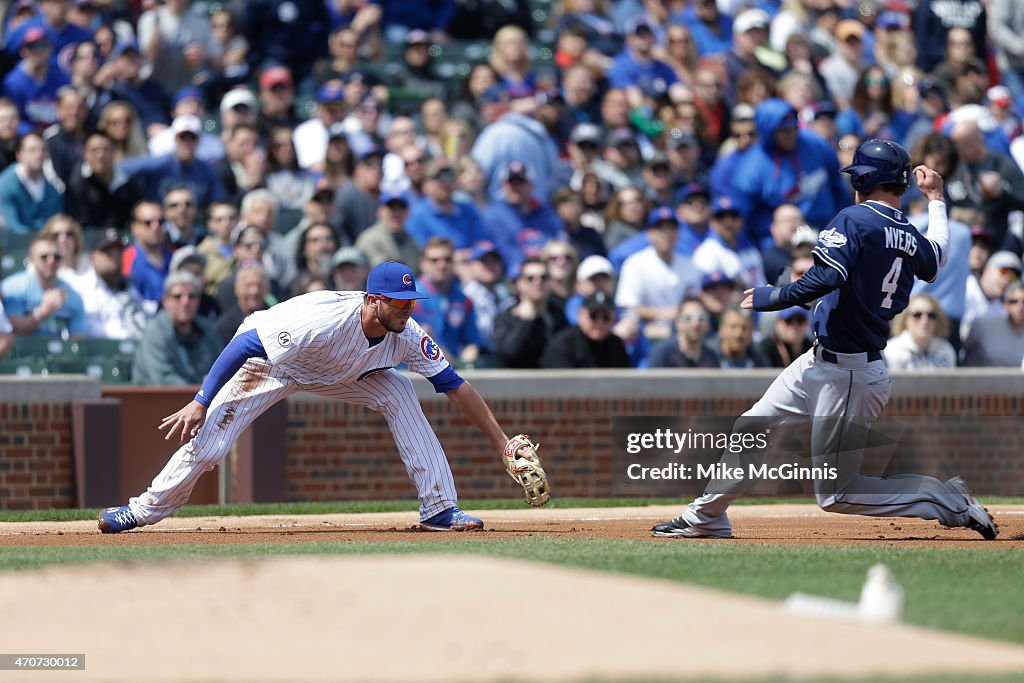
left=3, top=554, right=1024, bottom=683
left=1, top=504, right=1022, bottom=547
left=3, top=506, right=1024, bottom=682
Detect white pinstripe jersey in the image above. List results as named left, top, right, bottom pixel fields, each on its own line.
left=238, top=291, right=450, bottom=385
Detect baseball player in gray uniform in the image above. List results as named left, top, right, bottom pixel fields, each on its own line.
left=99, top=261, right=517, bottom=533
left=653, top=140, right=998, bottom=540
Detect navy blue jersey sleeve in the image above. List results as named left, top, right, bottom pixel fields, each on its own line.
left=811, top=213, right=861, bottom=281
left=751, top=264, right=845, bottom=311
left=195, top=329, right=268, bottom=407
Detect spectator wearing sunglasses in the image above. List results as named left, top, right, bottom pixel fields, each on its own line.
left=884, top=294, right=956, bottom=370
left=132, top=271, right=222, bottom=385
left=541, top=290, right=630, bottom=368
left=1, top=234, right=85, bottom=338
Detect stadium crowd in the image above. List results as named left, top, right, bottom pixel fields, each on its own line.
left=0, top=0, right=1021, bottom=382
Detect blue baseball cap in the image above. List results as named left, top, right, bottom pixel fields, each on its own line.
left=379, top=190, right=409, bottom=207
left=469, top=240, right=501, bottom=262
left=112, top=39, right=139, bottom=58
left=677, top=182, right=710, bottom=203
left=318, top=82, right=345, bottom=103
left=646, top=206, right=679, bottom=229
left=173, top=87, right=203, bottom=108
left=711, top=195, right=741, bottom=217
left=477, top=86, right=508, bottom=106
left=365, top=261, right=429, bottom=300
left=701, top=271, right=735, bottom=291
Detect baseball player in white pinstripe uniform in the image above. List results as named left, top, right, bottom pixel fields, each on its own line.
left=99, top=261, right=516, bottom=533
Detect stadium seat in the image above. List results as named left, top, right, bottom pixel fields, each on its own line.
left=0, top=356, right=52, bottom=377
left=13, top=337, right=87, bottom=361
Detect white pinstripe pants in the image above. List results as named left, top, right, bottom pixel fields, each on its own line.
left=129, top=359, right=459, bottom=525
left=683, top=348, right=972, bottom=535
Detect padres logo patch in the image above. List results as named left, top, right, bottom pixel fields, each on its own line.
left=818, top=228, right=847, bottom=248
left=420, top=336, right=442, bottom=361
left=278, top=332, right=292, bottom=346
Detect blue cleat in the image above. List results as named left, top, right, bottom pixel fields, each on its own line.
left=419, top=506, right=484, bottom=531
left=98, top=505, right=139, bottom=534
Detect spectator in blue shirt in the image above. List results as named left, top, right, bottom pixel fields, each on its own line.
left=414, top=237, right=482, bottom=366
left=606, top=18, right=677, bottom=98
left=4, top=0, right=92, bottom=68
left=482, top=161, right=565, bottom=276
left=104, top=40, right=172, bottom=135
left=2, top=27, right=69, bottom=130
left=1, top=234, right=86, bottom=338
left=0, top=131, right=63, bottom=234
left=121, top=200, right=172, bottom=317
left=470, top=87, right=562, bottom=203
left=730, top=98, right=850, bottom=249
left=120, top=115, right=226, bottom=210
left=677, top=0, right=734, bottom=57
left=405, top=158, right=487, bottom=249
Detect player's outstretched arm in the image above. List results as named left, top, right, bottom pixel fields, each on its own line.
left=445, top=380, right=509, bottom=452
left=159, top=400, right=209, bottom=444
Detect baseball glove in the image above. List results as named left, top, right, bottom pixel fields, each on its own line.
left=503, top=434, right=550, bottom=507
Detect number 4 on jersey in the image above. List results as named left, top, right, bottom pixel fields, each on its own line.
left=881, top=256, right=903, bottom=309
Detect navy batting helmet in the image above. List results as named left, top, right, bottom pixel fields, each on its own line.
left=840, top=139, right=911, bottom=193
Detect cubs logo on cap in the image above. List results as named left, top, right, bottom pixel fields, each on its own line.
left=365, top=261, right=429, bottom=300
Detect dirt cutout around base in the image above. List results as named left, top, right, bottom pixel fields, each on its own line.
left=2, top=554, right=1024, bottom=683
left=1, top=504, right=1022, bottom=547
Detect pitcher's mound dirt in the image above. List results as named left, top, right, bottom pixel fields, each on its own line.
left=2, top=554, right=1024, bottom=683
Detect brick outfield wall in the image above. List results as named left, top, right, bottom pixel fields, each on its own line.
left=1, top=372, right=1022, bottom=509
left=284, top=382, right=1024, bottom=503
left=0, top=403, right=75, bottom=509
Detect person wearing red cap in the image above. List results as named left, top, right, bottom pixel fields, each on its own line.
left=256, top=66, right=299, bottom=140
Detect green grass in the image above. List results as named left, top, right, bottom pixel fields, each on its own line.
left=2, top=539, right=1021, bottom=646
left=3, top=496, right=1021, bottom=523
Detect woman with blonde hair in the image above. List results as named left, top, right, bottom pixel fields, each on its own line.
left=490, top=25, right=535, bottom=91
left=97, top=101, right=147, bottom=164
left=884, top=294, right=956, bottom=370
left=39, top=214, right=90, bottom=284
left=603, top=186, right=649, bottom=249
left=664, top=23, right=698, bottom=86
left=541, top=240, right=579, bottom=308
